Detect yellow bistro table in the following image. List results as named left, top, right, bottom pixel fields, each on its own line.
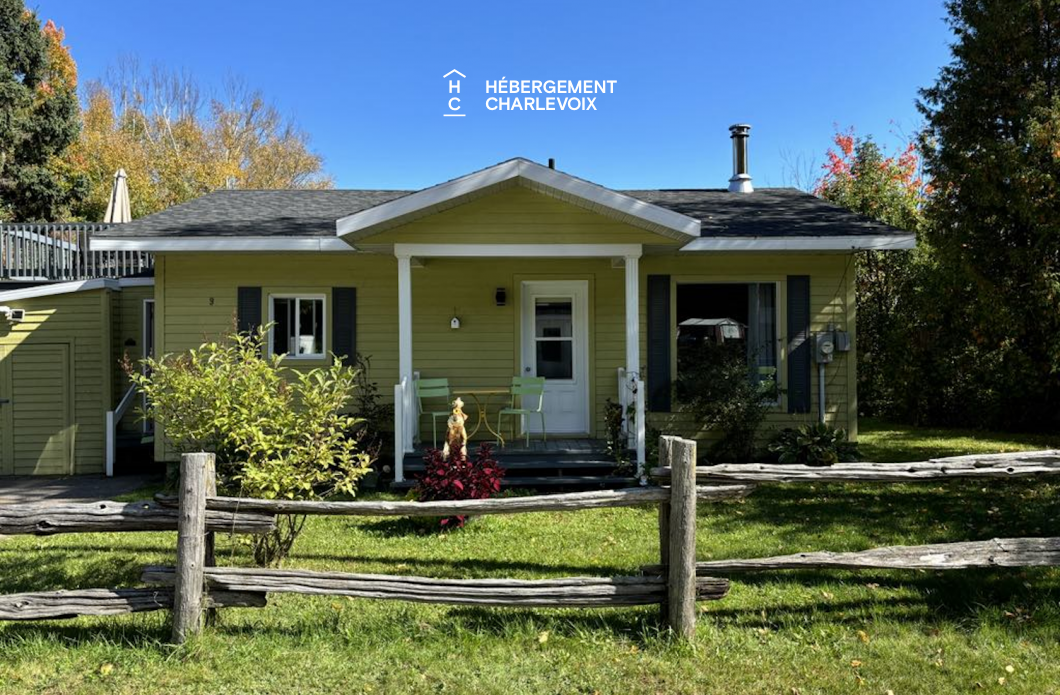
left=454, top=388, right=509, bottom=448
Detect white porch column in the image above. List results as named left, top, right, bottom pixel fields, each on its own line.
left=624, top=252, right=646, bottom=474
left=396, top=253, right=413, bottom=481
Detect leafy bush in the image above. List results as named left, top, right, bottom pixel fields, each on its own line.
left=604, top=398, right=632, bottom=473
left=349, top=353, right=393, bottom=471
left=767, top=423, right=860, bottom=467
left=128, top=325, right=371, bottom=565
left=414, top=444, right=504, bottom=529
left=673, top=340, right=779, bottom=462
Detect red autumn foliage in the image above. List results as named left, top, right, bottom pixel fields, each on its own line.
left=414, top=444, right=505, bottom=528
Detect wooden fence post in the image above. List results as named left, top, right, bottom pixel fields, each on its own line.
left=666, top=436, right=697, bottom=639
left=172, top=452, right=211, bottom=644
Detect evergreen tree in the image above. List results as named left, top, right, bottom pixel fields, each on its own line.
left=918, top=0, right=1060, bottom=429
left=0, top=1, right=83, bottom=220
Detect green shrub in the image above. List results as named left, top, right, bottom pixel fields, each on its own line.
left=767, top=422, right=860, bottom=467
left=673, top=340, right=779, bottom=462
left=128, top=325, right=371, bottom=565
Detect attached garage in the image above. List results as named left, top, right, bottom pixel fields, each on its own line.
left=0, top=277, right=154, bottom=475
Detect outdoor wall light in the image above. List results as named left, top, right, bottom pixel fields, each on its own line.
left=495, top=287, right=507, bottom=306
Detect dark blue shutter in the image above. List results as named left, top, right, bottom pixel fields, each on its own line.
left=646, top=275, right=672, bottom=412
left=332, top=287, right=357, bottom=366
left=237, top=287, right=262, bottom=334
left=786, top=275, right=811, bottom=413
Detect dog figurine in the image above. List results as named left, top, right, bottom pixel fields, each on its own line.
left=441, top=397, right=469, bottom=461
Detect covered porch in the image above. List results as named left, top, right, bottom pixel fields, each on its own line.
left=389, top=245, right=646, bottom=483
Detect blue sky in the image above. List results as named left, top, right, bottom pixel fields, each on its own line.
left=34, top=0, right=953, bottom=191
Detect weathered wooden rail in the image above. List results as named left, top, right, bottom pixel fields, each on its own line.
left=641, top=537, right=1060, bottom=574
left=651, top=450, right=1060, bottom=484
left=0, top=500, right=275, bottom=536
left=142, top=566, right=729, bottom=608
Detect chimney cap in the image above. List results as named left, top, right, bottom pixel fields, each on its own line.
left=729, top=123, right=752, bottom=135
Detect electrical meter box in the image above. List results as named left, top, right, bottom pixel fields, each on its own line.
left=814, top=332, right=835, bottom=363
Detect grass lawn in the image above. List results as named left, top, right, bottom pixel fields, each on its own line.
left=1, top=420, right=1059, bottom=694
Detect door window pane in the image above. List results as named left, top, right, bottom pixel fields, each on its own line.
left=536, top=341, right=573, bottom=379
left=535, top=300, right=572, bottom=338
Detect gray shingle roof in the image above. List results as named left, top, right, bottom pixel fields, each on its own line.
left=93, top=185, right=910, bottom=240
left=622, top=188, right=905, bottom=237
left=95, top=190, right=411, bottom=238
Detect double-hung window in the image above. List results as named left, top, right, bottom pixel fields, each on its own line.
left=269, top=295, right=325, bottom=359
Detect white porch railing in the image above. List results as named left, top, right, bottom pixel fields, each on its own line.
left=617, top=367, right=647, bottom=478
left=105, top=384, right=139, bottom=477
left=393, top=376, right=420, bottom=483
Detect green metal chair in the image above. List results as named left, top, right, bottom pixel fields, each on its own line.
left=497, top=376, right=546, bottom=447
left=415, top=377, right=451, bottom=448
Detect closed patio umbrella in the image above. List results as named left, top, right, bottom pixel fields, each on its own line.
left=103, top=168, right=132, bottom=223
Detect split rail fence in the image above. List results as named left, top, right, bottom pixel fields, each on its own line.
left=1, top=443, right=1059, bottom=643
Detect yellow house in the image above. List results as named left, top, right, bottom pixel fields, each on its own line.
left=88, top=141, right=913, bottom=484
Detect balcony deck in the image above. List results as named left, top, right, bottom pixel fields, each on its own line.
left=0, top=223, right=152, bottom=282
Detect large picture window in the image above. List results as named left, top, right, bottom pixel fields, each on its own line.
left=269, top=295, right=325, bottom=359
left=676, top=282, right=778, bottom=386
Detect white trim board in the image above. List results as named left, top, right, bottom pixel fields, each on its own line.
left=394, top=243, right=642, bottom=259
left=337, top=159, right=701, bottom=242
left=90, top=237, right=356, bottom=252
left=681, top=235, right=917, bottom=252
left=0, top=277, right=154, bottom=302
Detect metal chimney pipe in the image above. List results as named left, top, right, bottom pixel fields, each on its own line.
left=548, top=158, right=556, bottom=170
left=727, top=124, right=753, bottom=193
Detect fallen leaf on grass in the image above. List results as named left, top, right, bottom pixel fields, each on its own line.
left=850, top=660, right=862, bottom=668
left=856, top=630, right=870, bottom=643
left=537, top=631, right=549, bottom=644
left=99, top=664, right=113, bottom=677
left=1005, top=665, right=1015, bottom=673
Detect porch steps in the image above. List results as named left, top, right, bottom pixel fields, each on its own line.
left=394, top=439, right=635, bottom=490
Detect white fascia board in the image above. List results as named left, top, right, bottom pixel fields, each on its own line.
left=90, top=237, right=356, bottom=252
left=336, top=159, right=700, bottom=239
left=0, top=278, right=120, bottom=302
left=117, top=277, right=155, bottom=288
left=680, top=234, right=917, bottom=252
left=393, top=243, right=642, bottom=259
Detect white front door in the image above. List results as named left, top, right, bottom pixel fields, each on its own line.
left=520, top=281, right=589, bottom=435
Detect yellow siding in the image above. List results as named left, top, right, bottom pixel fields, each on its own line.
left=361, top=186, right=680, bottom=247
left=156, top=250, right=857, bottom=459
left=0, top=289, right=109, bottom=474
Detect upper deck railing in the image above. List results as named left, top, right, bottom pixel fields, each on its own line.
left=0, top=223, right=152, bottom=281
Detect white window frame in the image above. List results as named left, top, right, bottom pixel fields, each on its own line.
left=267, top=293, right=328, bottom=361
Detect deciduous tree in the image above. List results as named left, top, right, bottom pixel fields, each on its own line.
left=67, top=64, right=332, bottom=221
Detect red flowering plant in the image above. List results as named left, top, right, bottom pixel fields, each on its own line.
left=414, top=444, right=505, bottom=529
